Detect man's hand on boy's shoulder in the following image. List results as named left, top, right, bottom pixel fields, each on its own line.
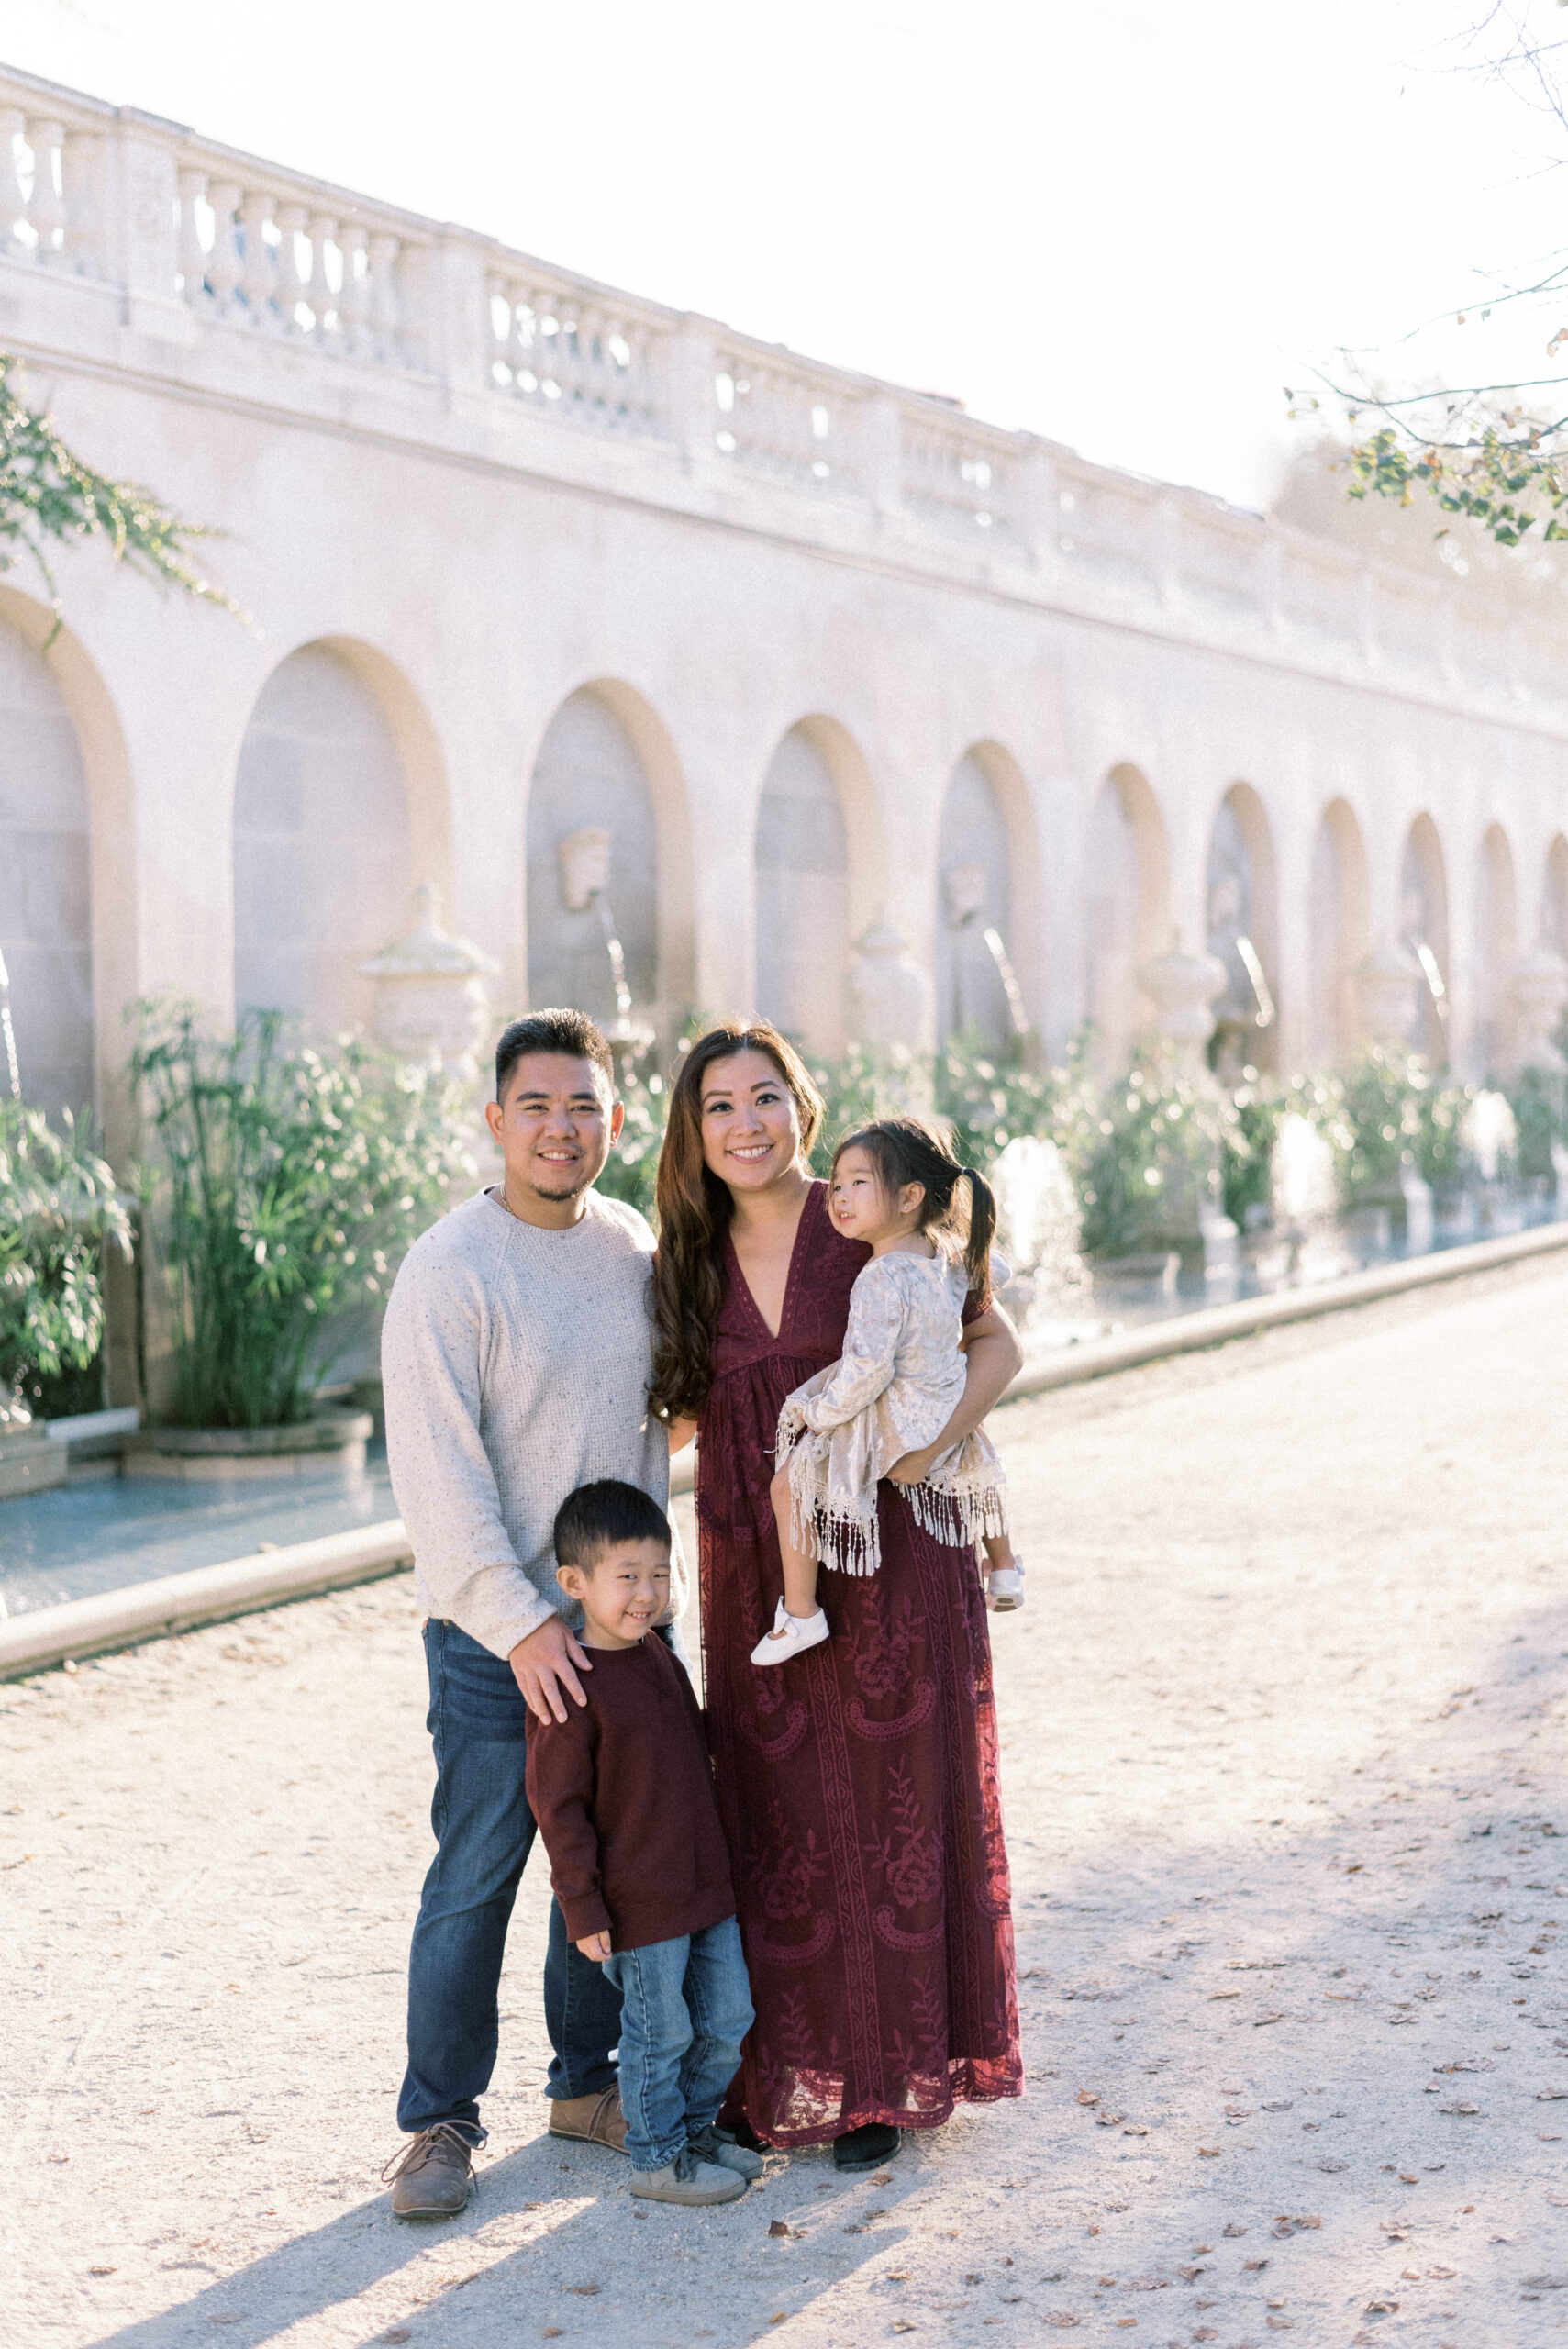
left=575, top=1929, right=612, bottom=1963
left=509, top=1614, right=593, bottom=1724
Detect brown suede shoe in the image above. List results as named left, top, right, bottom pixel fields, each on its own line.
left=548, top=2086, right=628, bottom=2154
left=382, top=2123, right=478, bottom=2218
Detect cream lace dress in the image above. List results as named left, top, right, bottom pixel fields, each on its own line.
left=773, top=1245, right=1008, bottom=1575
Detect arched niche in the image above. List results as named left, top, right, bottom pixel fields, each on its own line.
left=935, top=741, right=1039, bottom=1048
left=1474, top=823, right=1518, bottom=1073
left=1308, top=798, right=1370, bottom=1063
left=1205, top=781, right=1280, bottom=1074
left=1400, top=813, right=1451, bottom=1063
left=0, top=587, right=135, bottom=1136
left=1083, top=763, right=1170, bottom=1069
left=1544, top=834, right=1568, bottom=957
left=754, top=717, right=880, bottom=1055
left=525, top=681, right=693, bottom=1034
left=234, top=639, right=449, bottom=1034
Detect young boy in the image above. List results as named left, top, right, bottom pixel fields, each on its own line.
left=525, top=1479, right=759, bottom=2208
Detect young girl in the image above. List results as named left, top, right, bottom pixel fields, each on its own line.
left=752, top=1116, right=1024, bottom=1667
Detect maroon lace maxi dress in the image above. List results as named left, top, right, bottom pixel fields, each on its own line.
left=696, top=1182, right=1021, bottom=2145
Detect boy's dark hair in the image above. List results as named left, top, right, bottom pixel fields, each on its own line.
left=495, top=1009, right=614, bottom=1104
left=554, top=1478, right=672, bottom=1571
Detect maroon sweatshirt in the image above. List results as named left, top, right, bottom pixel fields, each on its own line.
left=525, top=1632, right=736, bottom=1953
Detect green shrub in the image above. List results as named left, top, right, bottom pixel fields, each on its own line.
left=1507, top=1065, right=1568, bottom=1184
left=131, top=1004, right=476, bottom=1429
left=0, top=1101, right=130, bottom=1416
left=1077, top=1056, right=1235, bottom=1257
left=595, top=1057, right=673, bottom=1222
left=1335, top=1048, right=1429, bottom=1201
left=1223, top=1071, right=1287, bottom=1226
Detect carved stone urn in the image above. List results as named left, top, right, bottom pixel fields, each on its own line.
left=1139, top=931, right=1227, bottom=1067
left=360, top=883, right=499, bottom=1085
left=846, top=914, right=928, bottom=1051
left=1353, top=935, right=1420, bottom=1050
left=1510, top=943, right=1568, bottom=1069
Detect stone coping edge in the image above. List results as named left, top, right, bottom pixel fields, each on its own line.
left=0, top=1521, right=413, bottom=1682
left=5, top=1217, right=1563, bottom=1680
left=1006, top=1217, right=1568, bottom=1401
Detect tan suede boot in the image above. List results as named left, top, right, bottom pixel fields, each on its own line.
left=547, top=2085, right=628, bottom=2154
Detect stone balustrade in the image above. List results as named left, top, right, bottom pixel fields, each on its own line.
left=1, top=56, right=1564, bottom=727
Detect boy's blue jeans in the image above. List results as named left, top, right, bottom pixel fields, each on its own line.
left=397, top=1616, right=688, bottom=2143
left=601, top=1918, right=753, bottom=2172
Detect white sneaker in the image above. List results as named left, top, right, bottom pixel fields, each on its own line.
left=987, top=1558, right=1025, bottom=1611
left=751, top=1598, right=829, bottom=1666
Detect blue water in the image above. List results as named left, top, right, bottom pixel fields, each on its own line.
left=0, top=1441, right=396, bottom=1619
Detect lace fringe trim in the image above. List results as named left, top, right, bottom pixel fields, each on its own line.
left=784, top=1442, right=1008, bottom=1578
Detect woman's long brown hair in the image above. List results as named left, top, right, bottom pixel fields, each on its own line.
left=648, top=1021, right=824, bottom=1424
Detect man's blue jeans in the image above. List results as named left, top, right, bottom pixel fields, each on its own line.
left=398, top=1616, right=689, bottom=2142
left=601, top=1918, right=753, bottom=2172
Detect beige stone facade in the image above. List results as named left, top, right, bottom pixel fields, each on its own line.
left=2, top=58, right=1567, bottom=1145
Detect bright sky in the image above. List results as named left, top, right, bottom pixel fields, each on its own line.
left=8, top=0, right=1568, bottom=511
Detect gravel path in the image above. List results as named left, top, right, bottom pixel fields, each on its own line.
left=5, top=1261, right=1566, bottom=2349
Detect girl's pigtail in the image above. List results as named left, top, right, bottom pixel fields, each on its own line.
left=962, top=1164, right=997, bottom=1297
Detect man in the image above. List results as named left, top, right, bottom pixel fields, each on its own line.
left=379, top=1008, right=685, bottom=2219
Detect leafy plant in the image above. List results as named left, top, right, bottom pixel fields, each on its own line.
left=0, top=353, right=242, bottom=635
left=1077, top=1056, right=1235, bottom=1257
left=1420, top=1080, right=1479, bottom=1193
left=1508, top=1064, right=1568, bottom=1185
left=1222, top=1070, right=1287, bottom=1227
left=1334, top=1048, right=1429, bottom=1202
left=595, top=1055, right=673, bottom=1222
left=131, top=1004, right=475, bottom=1429
left=0, top=1101, right=130, bottom=1418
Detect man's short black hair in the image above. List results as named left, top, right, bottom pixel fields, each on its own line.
left=554, top=1478, right=672, bottom=1571
left=495, top=1009, right=614, bottom=1105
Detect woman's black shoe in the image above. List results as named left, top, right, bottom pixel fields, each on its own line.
left=832, top=2122, right=900, bottom=2173
left=727, top=2116, right=768, bottom=2155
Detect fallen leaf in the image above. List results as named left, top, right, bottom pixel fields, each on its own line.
left=1176, top=2265, right=1205, bottom=2282
left=1128, top=2276, right=1168, bottom=2290
left=88, top=2267, right=116, bottom=2278
left=1076, top=2089, right=1100, bottom=2107
left=1399, top=2173, right=1418, bottom=2184
left=1538, top=2090, right=1568, bottom=2102
left=1192, top=2243, right=1213, bottom=2254
left=872, top=2169, right=894, bottom=2185
left=1522, top=2276, right=1568, bottom=2290
left=1042, top=2320, right=1081, bottom=2332
left=891, top=2327, right=917, bottom=2337
left=1244, top=2258, right=1269, bottom=2273
left=1254, top=2011, right=1284, bottom=2027
left=1197, top=2145, right=1221, bottom=2158
left=1428, top=2266, right=1456, bottom=2279
left=768, top=2221, right=791, bottom=2238
left=1207, top=1990, right=1241, bottom=2000
left=1223, top=2223, right=1247, bottom=2238
left=1439, top=2101, right=1480, bottom=2116
left=1122, top=2122, right=1149, bottom=2136
left=1193, top=2334, right=1218, bottom=2344
left=1365, top=2299, right=1400, bottom=2315
left=568, top=2283, right=602, bottom=2296
left=384, top=2334, right=411, bottom=2346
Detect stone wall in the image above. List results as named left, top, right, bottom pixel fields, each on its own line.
left=0, top=56, right=1566, bottom=1153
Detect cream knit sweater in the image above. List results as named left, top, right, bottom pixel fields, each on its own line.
left=381, top=1186, right=681, bottom=1659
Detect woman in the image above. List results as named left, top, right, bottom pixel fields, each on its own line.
left=651, top=1021, right=1023, bottom=2172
